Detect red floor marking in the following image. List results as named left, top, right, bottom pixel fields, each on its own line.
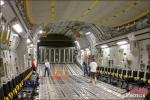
left=129, top=88, right=149, bottom=96
left=61, top=65, right=68, bottom=80
left=52, top=65, right=59, bottom=80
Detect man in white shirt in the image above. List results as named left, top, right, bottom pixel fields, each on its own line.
left=44, top=59, right=50, bottom=77
left=89, top=59, right=98, bottom=85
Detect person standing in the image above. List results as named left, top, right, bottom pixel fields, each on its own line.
left=83, top=61, right=88, bottom=77
left=32, top=58, right=36, bottom=71
left=44, top=59, right=50, bottom=77
left=89, top=58, right=98, bottom=85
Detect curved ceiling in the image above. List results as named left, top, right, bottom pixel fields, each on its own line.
left=22, top=0, right=150, bottom=50
left=25, top=0, right=150, bottom=27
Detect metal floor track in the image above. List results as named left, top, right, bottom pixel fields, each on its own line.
left=35, top=64, right=127, bottom=100
left=36, top=76, right=124, bottom=100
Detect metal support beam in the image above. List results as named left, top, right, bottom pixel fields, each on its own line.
left=64, top=49, right=65, bottom=63
left=59, top=49, right=61, bottom=63
left=72, top=49, right=74, bottom=63
left=54, top=49, right=55, bottom=63
left=49, top=49, right=51, bottom=62
left=68, top=49, right=70, bottom=63
left=44, top=48, right=46, bottom=62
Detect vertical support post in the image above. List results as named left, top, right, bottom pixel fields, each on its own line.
left=40, top=47, right=42, bottom=63
left=46, top=48, right=48, bottom=61
left=44, top=48, right=46, bottom=62
left=49, top=49, right=51, bottom=63
left=41, top=48, right=44, bottom=63
left=40, top=48, right=41, bottom=63
left=64, top=49, right=65, bottom=63
left=54, top=48, right=55, bottom=63
left=68, top=48, right=70, bottom=63
left=72, top=49, right=74, bottom=63
left=59, top=49, right=61, bottom=63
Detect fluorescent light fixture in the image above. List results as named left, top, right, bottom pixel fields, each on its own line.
left=85, top=32, right=91, bottom=35
left=37, top=40, right=40, bottom=42
left=13, top=34, right=18, bottom=37
left=101, top=45, right=108, bottom=48
left=120, top=45, right=127, bottom=49
left=12, top=23, right=23, bottom=33
left=80, top=50, right=84, bottom=52
left=27, top=39, right=31, bottom=44
left=39, top=30, right=43, bottom=34
left=30, top=44, right=33, bottom=47
left=85, top=48, right=90, bottom=51
left=34, top=48, right=36, bottom=52
left=116, top=40, right=128, bottom=45
left=0, top=0, right=4, bottom=6
left=74, top=41, right=77, bottom=43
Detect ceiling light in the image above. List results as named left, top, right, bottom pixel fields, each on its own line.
left=39, top=30, right=43, bottom=34
left=34, top=48, right=37, bottom=52
left=37, top=40, right=40, bottom=42
left=101, top=45, right=108, bottom=48
left=27, top=39, right=31, bottom=44
left=74, top=41, right=78, bottom=43
left=119, top=45, right=127, bottom=49
left=80, top=50, right=84, bottom=52
left=0, top=0, right=4, bottom=6
left=85, top=32, right=91, bottom=35
left=116, top=40, right=128, bottom=45
left=30, top=44, right=33, bottom=47
left=12, top=23, right=23, bottom=33
left=85, top=48, right=90, bottom=51
left=13, top=34, right=18, bottom=37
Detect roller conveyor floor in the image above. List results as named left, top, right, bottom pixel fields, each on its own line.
left=35, top=64, right=132, bottom=100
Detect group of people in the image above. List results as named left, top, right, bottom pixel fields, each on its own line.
left=32, top=57, right=98, bottom=84
left=83, top=58, right=98, bottom=85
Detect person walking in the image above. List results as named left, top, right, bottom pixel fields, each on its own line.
left=89, top=58, right=98, bottom=85
left=44, top=59, right=50, bottom=77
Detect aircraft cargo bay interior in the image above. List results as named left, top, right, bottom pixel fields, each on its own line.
left=0, top=0, right=150, bottom=100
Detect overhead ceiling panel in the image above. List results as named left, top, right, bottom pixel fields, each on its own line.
left=55, top=1, right=92, bottom=22
left=32, top=0, right=51, bottom=24
left=2, top=3, right=16, bottom=22
left=23, top=0, right=150, bottom=41
left=26, top=0, right=149, bottom=27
